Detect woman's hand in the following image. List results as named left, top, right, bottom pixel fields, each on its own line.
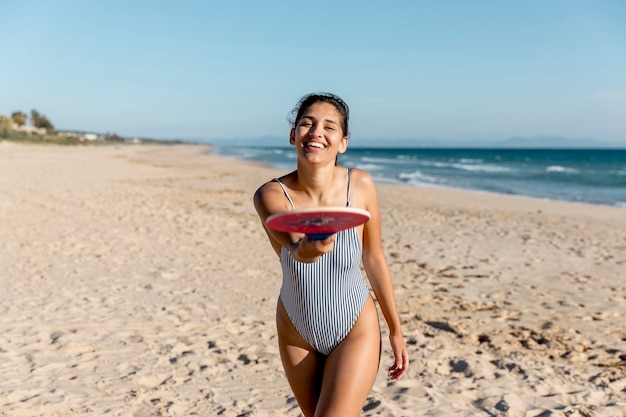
left=290, top=234, right=335, bottom=263
left=387, top=333, right=409, bottom=380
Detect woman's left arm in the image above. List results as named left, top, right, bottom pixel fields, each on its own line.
left=356, top=170, right=409, bottom=380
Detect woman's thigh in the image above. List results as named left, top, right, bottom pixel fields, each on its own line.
left=276, top=300, right=324, bottom=417
left=316, top=297, right=381, bottom=416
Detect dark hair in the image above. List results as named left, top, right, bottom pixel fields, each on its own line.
left=288, top=93, right=350, bottom=137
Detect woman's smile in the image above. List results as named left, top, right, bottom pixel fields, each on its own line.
left=303, top=140, right=326, bottom=151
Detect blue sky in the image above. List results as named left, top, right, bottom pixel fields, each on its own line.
left=1, top=0, right=625, bottom=146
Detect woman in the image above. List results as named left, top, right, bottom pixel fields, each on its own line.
left=254, top=93, right=408, bottom=416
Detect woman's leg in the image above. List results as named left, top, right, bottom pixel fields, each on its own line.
left=276, top=300, right=325, bottom=417
left=315, top=297, right=381, bottom=417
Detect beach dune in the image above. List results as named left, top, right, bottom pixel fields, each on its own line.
left=0, top=142, right=624, bottom=416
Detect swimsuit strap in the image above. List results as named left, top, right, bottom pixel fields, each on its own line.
left=346, top=168, right=352, bottom=207
left=272, top=178, right=296, bottom=210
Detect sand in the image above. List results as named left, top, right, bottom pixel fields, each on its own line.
left=0, top=141, right=624, bottom=417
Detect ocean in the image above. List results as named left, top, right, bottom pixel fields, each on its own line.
left=211, top=146, right=626, bottom=208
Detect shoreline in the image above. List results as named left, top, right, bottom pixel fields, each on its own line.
left=208, top=145, right=626, bottom=210
left=1, top=142, right=625, bottom=416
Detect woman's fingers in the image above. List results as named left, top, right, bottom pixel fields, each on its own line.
left=388, top=349, right=409, bottom=380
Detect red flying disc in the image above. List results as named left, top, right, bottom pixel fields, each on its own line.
left=266, top=207, right=370, bottom=239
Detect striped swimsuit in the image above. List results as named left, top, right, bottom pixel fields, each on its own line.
left=273, top=169, right=370, bottom=355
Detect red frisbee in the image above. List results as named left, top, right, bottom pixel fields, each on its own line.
left=266, top=207, right=371, bottom=239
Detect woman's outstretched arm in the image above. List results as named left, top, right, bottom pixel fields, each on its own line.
left=253, top=179, right=335, bottom=263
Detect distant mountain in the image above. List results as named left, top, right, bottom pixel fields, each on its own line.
left=203, top=135, right=624, bottom=149
left=350, top=136, right=624, bottom=149
left=491, top=136, right=618, bottom=149
left=208, top=136, right=287, bottom=147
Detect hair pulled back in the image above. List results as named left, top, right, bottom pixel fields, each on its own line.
left=288, top=93, right=350, bottom=137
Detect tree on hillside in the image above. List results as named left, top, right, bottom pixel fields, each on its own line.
left=31, top=109, right=54, bottom=133
left=11, top=111, right=28, bottom=126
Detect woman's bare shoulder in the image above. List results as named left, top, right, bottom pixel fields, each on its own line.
left=348, top=167, right=375, bottom=189
left=345, top=168, right=378, bottom=211
left=254, top=174, right=297, bottom=216
left=254, top=180, right=282, bottom=206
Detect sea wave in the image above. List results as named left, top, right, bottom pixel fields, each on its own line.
left=360, top=156, right=411, bottom=164
left=546, top=165, right=579, bottom=174
left=354, top=163, right=382, bottom=171
left=398, top=170, right=442, bottom=185
left=417, top=161, right=452, bottom=168
left=450, top=163, right=512, bottom=173
left=412, top=160, right=511, bottom=173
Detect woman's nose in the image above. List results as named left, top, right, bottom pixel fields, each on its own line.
left=308, top=123, right=323, bottom=136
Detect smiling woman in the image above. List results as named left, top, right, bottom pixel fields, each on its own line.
left=253, top=93, right=408, bottom=416
left=288, top=93, right=351, bottom=166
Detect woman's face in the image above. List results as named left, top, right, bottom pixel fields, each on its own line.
left=290, top=102, right=348, bottom=162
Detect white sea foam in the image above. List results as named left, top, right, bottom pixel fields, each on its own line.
left=361, top=156, right=410, bottom=164
left=451, top=163, right=512, bottom=173
left=418, top=161, right=451, bottom=168
left=398, top=170, right=441, bottom=185
left=355, top=163, right=381, bottom=171
left=546, top=165, right=579, bottom=174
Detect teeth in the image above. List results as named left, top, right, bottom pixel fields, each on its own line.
left=307, top=142, right=324, bottom=149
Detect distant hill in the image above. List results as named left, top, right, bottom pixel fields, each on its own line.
left=353, top=136, right=624, bottom=149
left=490, top=136, right=620, bottom=149
left=205, top=136, right=625, bottom=149
left=204, top=136, right=287, bottom=147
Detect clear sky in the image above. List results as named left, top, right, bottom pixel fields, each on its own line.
left=1, top=0, right=625, bottom=146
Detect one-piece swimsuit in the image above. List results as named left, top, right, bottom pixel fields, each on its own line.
left=273, top=168, right=370, bottom=355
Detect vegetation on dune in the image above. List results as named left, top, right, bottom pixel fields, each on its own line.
left=30, top=109, right=55, bottom=133
left=1, top=109, right=71, bottom=143
left=1, top=109, right=183, bottom=145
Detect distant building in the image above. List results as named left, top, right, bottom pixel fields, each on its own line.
left=12, top=123, right=47, bottom=135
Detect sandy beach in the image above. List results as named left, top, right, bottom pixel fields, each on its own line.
left=1, top=141, right=624, bottom=417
